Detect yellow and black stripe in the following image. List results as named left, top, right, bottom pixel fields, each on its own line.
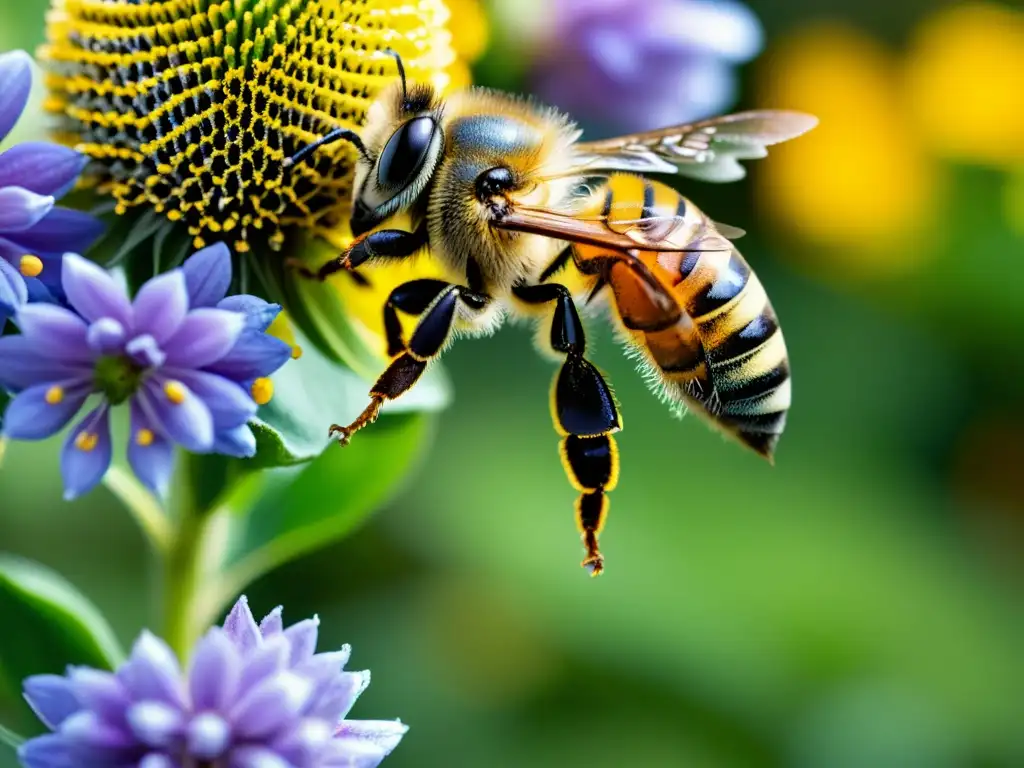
left=586, top=174, right=791, bottom=460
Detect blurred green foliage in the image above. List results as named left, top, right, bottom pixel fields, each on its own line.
left=2, top=0, right=1024, bottom=767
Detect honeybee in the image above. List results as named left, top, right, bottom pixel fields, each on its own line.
left=288, top=53, right=816, bottom=575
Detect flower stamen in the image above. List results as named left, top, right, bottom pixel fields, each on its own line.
left=136, top=429, right=155, bottom=447
left=45, top=385, right=65, bottom=405
left=75, top=432, right=98, bottom=452
left=290, top=345, right=303, bottom=360
left=251, top=378, right=274, bottom=406
left=164, top=381, right=187, bottom=405
left=19, top=254, right=43, bottom=278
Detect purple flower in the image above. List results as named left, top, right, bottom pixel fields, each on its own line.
left=530, top=0, right=763, bottom=134
left=0, top=49, right=103, bottom=321
left=0, top=244, right=292, bottom=499
left=18, top=596, right=408, bottom=768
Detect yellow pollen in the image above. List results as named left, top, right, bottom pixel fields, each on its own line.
left=136, top=428, right=155, bottom=447
left=164, top=380, right=187, bottom=405
left=75, top=432, right=98, bottom=452
left=19, top=255, right=43, bottom=278
left=251, top=377, right=274, bottom=406
left=290, top=345, right=303, bottom=360
left=44, top=386, right=65, bottom=405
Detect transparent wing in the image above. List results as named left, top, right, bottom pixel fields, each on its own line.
left=572, top=110, right=818, bottom=183
left=496, top=205, right=735, bottom=253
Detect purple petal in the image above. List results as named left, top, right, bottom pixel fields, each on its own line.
left=3, top=380, right=90, bottom=440
left=187, top=712, right=232, bottom=760
left=229, top=672, right=312, bottom=740
left=15, top=303, right=92, bottom=362
left=0, top=142, right=88, bottom=198
left=62, top=253, right=132, bottom=326
left=296, top=647, right=352, bottom=680
left=59, top=710, right=135, bottom=753
left=223, top=596, right=262, bottom=653
left=60, top=405, right=113, bottom=501
left=137, top=377, right=214, bottom=453
left=217, top=295, right=281, bottom=332
left=0, top=334, right=91, bottom=391
left=7, top=206, right=105, bottom=255
left=133, top=270, right=188, bottom=344
left=126, top=701, right=184, bottom=749
left=259, top=607, right=284, bottom=637
left=17, top=734, right=75, bottom=768
left=0, top=50, right=32, bottom=144
left=306, top=671, right=368, bottom=723
left=0, top=253, right=27, bottom=316
left=22, top=675, right=80, bottom=730
left=188, top=628, right=241, bottom=712
left=86, top=317, right=127, bottom=355
left=213, top=423, right=257, bottom=458
left=167, top=369, right=256, bottom=430
left=0, top=187, right=54, bottom=232
left=68, top=667, right=131, bottom=724
left=126, top=334, right=167, bottom=369
left=272, top=720, right=332, bottom=766
left=182, top=242, right=232, bottom=308
left=128, top=399, right=175, bottom=498
left=238, top=636, right=290, bottom=695
left=283, top=618, right=320, bottom=666
left=163, top=308, right=244, bottom=368
left=228, top=746, right=290, bottom=768
left=118, top=631, right=185, bottom=707
left=140, top=755, right=178, bottom=768
left=334, top=719, right=408, bottom=762
left=204, top=331, right=292, bottom=382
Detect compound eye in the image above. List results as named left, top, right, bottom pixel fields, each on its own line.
left=377, top=116, right=437, bottom=191
left=475, top=167, right=515, bottom=201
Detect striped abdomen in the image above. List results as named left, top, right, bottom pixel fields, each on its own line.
left=585, top=174, right=791, bottom=459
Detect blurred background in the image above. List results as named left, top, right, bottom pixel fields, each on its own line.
left=2, top=0, right=1024, bottom=766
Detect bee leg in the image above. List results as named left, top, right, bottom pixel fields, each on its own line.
left=288, top=225, right=428, bottom=281
left=331, top=282, right=481, bottom=445
left=513, top=283, right=621, bottom=576
left=382, top=279, right=452, bottom=357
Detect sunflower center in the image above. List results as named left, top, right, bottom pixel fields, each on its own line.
left=94, top=356, right=144, bottom=405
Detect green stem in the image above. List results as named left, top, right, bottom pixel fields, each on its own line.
left=161, top=491, right=209, bottom=662
left=0, top=723, right=24, bottom=750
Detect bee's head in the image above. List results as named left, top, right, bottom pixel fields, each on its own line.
left=349, top=57, right=445, bottom=235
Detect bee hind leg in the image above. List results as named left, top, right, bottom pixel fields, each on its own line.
left=514, top=282, right=621, bottom=576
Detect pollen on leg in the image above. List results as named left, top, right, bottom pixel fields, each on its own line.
left=251, top=377, right=274, bottom=406
left=19, top=255, right=43, bottom=278
left=45, top=385, right=65, bottom=405
left=164, top=380, right=187, bottom=405
left=75, top=432, right=98, bottom=452
left=136, top=429, right=155, bottom=447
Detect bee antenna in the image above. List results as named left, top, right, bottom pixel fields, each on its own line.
left=283, top=128, right=373, bottom=168
left=383, top=48, right=408, bottom=104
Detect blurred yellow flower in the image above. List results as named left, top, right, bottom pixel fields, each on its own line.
left=755, top=24, right=939, bottom=277
left=905, top=2, right=1024, bottom=167
left=446, top=0, right=491, bottom=63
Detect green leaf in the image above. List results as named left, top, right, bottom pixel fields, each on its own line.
left=0, top=555, right=124, bottom=691
left=260, top=234, right=386, bottom=379
left=250, top=328, right=450, bottom=467
left=198, top=412, right=432, bottom=623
